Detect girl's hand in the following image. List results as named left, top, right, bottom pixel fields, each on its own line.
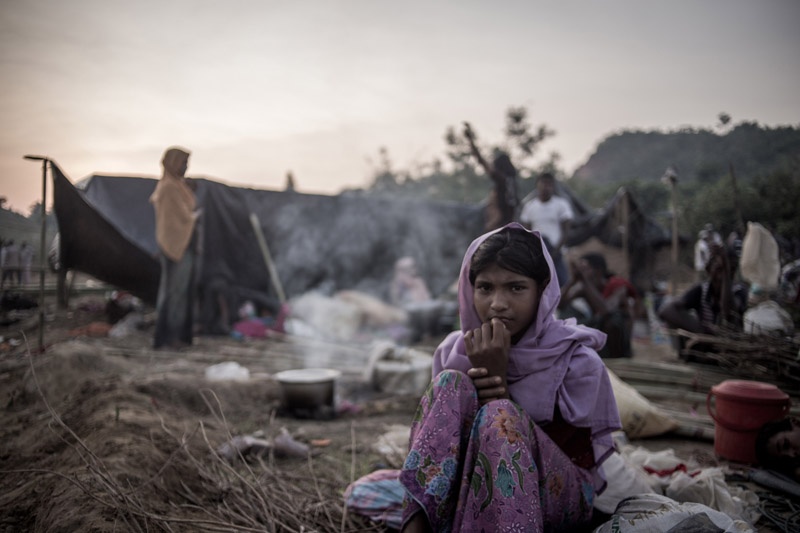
left=464, top=318, right=510, bottom=404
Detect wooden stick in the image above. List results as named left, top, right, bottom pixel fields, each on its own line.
left=249, top=213, right=286, bottom=304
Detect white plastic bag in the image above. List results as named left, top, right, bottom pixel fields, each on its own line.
left=743, top=300, right=794, bottom=335
left=666, top=467, right=761, bottom=525
left=594, top=451, right=657, bottom=514
left=593, top=493, right=755, bottom=533
left=205, top=361, right=250, bottom=382
left=740, top=222, right=780, bottom=290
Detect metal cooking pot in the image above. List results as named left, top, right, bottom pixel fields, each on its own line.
left=274, top=368, right=341, bottom=410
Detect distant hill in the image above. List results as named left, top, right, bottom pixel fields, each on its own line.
left=571, top=122, right=800, bottom=185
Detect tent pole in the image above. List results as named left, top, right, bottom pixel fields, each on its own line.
left=661, top=167, right=679, bottom=296
left=622, top=189, right=630, bottom=282
left=670, top=178, right=679, bottom=296
left=24, top=155, right=49, bottom=352
left=249, top=213, right=287, bottom=304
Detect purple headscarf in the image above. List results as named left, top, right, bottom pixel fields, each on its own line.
left=433, top=223, right=620, bottom=489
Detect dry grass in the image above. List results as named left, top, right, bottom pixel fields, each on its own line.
left=2, top=334, right=389, bottom=532
left=677, top=326, right=800, bottom=395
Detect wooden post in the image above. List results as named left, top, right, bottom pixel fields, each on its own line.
left=729, top=163, right=745, bottom=234
left=662, top=167, right=679, bottom=296
left=249, top=213, right=287, bottom=304
left=24, top=155, right=49, bottom=352
left=621, top=188, right=631, bottom=281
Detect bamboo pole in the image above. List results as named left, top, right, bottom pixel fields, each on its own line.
left=249, top=213, right=287, bottom=304
left=621, top=188, right=631, bottom=281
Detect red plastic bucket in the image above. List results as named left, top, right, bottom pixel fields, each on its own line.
left=706, top=380, right=790, bottom=464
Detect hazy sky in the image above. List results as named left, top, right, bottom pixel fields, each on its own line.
left=2, top=0, right=799, bottom=214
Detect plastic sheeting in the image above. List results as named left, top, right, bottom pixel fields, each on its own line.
left=740, top=221, right=781, bottom=291
left=51, top=165, right=485, bottom=313
left=51, top=165, right=677, bottom=321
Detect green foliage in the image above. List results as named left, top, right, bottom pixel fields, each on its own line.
left=502, top=106, right=556, bottom=165
left=679, top=166, right=800, bottom=247
left=573, top=121, right=800, bottom=188
left=358, top=105, right=560, bottom=205
left=567, top=178, right=672, bottom=220
left=357, top=112, right=799, bottom=256
left=746, top=170, right=800, bottom=237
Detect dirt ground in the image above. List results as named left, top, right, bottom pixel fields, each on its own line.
left=0, top=289, right=793, bottom=531
left=1, top=292, right=424, bottom=532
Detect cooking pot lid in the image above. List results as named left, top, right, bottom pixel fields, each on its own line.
left=274, top=368, right=341, bottom=384
left=711, top=380, right=790, bottom=402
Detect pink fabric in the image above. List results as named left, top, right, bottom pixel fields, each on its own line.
left=432, top=222, right=620, bottom=491
left=233, top=319, right=268, bottom=338
left=401, top=370, right=595, bottom=532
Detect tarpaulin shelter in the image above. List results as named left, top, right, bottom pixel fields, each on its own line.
left=522, top=183, right=681, bottom=290
left=50, top=165, right=486, bottom=323
left=519, top=182, right=675, bottom=251
left=51, top=162, right=678, bottom=325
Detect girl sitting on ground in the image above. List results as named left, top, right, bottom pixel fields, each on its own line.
left=399, top=223, right=620, bottom=532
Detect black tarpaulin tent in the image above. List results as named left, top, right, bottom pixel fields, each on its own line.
left=521, top=183, right=681, bottom=290
left=520, top=182, right=675, bottom=250
left=50, top=165, right=486, bottom=315
left=51, top=163, right=678, bottom=322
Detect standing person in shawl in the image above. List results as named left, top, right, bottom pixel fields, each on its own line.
left=150, top=147, right=201, bottom=349
left=400, top=223, right=620, bottom=533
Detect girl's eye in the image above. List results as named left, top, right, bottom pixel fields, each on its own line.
left=476, top=283, right=492, bottom=293
left=511, top=285, right=526, bottom=293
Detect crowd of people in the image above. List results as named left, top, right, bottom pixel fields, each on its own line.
left=0, top=239, right=34, bottom=290
left=96, top=141, right=800, bottom=532
left=393, top=161, right=799, bottom=529
left=5, top=142, right=793, bottom=530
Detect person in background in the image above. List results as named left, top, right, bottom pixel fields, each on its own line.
left=463, top=122, right=519, bottom=231
left=518, top=172, right=574, bottom=287
left=19, top=242, right=34, bottom=286
left=1, top=239, right=20, bottom=289
left=755, top=416, right=800, bottom=482
left=658, top=244, right=748, bottom=357
left=399, top=223, right=619, bottom=532
left=694, top=229, right=712, bottom=282
left=150, top=147, right=201, bottom=350
left=725, top=230, right=744, bottom=281
left=559, top=252, right=640, bottom=358
left=705, top=223, right=723, bottom=246
left=389, top=257, right=432, bottom=307
left=726, top=230, right=743, bottom=261
left=695, top=224, right=724, bottom=282
left=0, top=239, right=6, bottom=287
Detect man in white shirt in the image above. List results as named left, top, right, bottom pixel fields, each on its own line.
left=694, top=229, right=711, bottom=281
left=519, top=172, right=574, bottom=287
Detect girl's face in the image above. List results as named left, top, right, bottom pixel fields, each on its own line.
left=473, top=263, right=540, bottom=344
left=766, top=423, right=800, bottom=462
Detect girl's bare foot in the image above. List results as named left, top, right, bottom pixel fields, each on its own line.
left=402, top=511, right=432, bottom=533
